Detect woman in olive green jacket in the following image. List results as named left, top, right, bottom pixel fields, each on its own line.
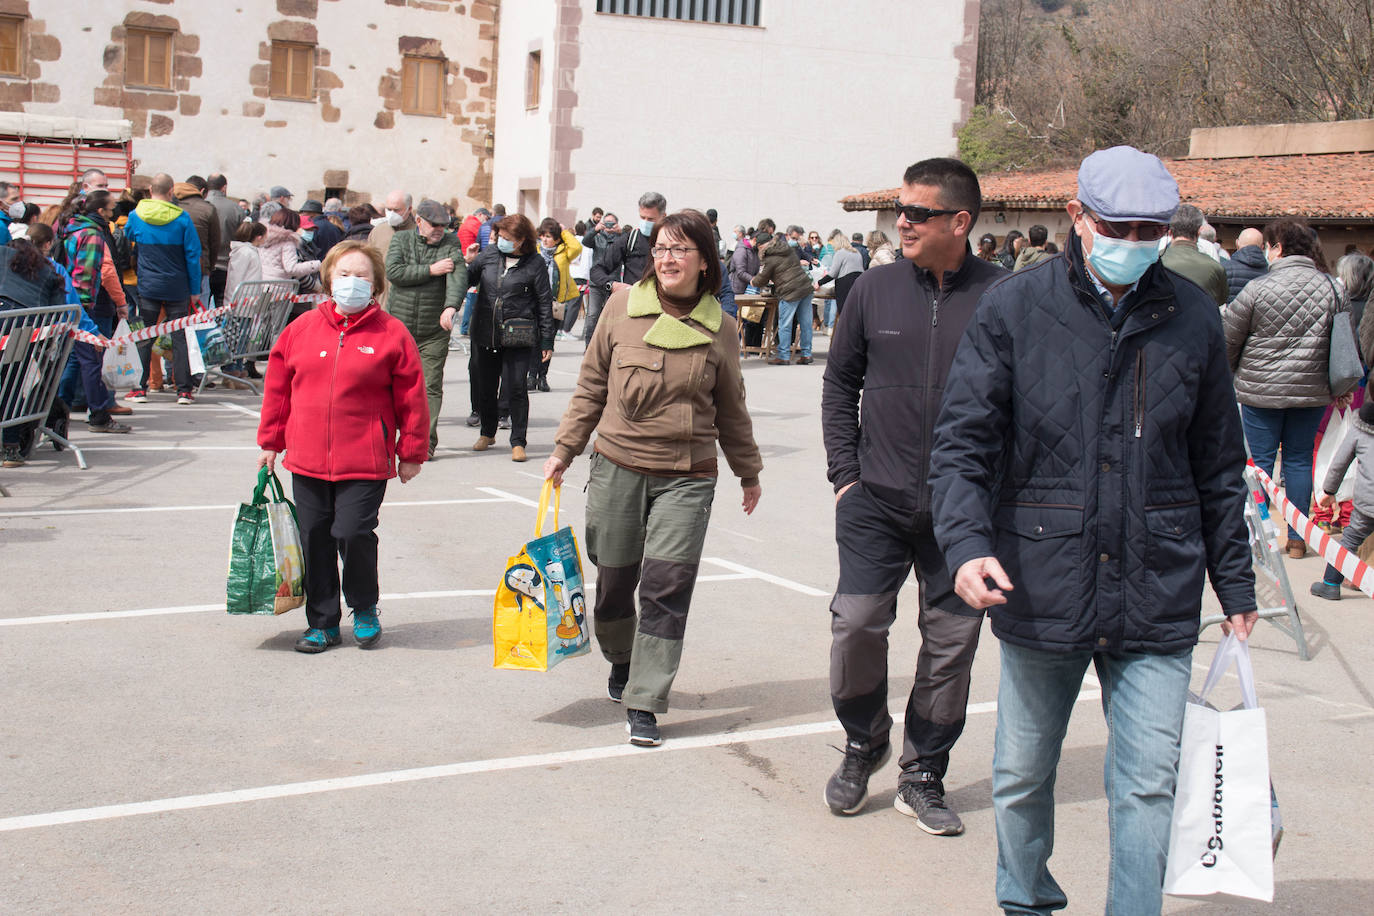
left=544, top=209, right=763, bottom=749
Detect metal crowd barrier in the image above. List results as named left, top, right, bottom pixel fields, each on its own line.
left=196, top=279, right=298, bottom=396
left=0, top=302, right=85, bottom=469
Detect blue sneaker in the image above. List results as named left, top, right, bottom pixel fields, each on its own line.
left=352, top=607, right=381, bottom=648
left=295, top=627, right=341, bottom=654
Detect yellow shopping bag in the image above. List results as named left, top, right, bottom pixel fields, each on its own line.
left=493, top=481, right=591, bottom=670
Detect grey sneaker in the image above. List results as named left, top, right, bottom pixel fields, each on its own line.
left=626, top=709, right=661, bottom=747
left=895, top=771, right=965, bottom=836
left=824, top=739, right=891, bottom=815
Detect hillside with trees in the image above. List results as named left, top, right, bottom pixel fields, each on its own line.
left=961, top=0, right=1374, bottom=171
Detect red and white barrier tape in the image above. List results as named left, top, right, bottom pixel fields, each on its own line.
left=5, top=293, right=329, bottom=351
left=1248, top=459, right=1374, bottom=597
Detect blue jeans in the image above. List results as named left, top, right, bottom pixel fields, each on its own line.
left=1241, top=404, right=1326, bottom=540
left=58, top=313, right=114, bottom=408
left=776, top=293, right=813, bottom=360
left=459, top=288, right=476, bottom=335
left=993, top=641, right=1192, bottom=916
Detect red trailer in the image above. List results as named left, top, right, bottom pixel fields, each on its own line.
left=0, top=114, right=134, bottom=207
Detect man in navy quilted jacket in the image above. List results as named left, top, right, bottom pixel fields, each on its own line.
left=930, top=146, right=1259, bottom=915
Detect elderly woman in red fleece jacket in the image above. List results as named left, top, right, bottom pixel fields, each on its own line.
left=257, top=240, right=429, bottom=654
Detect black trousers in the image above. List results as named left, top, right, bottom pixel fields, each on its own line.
left=292, top=474, right=387, bottom=630
left=474, top=345, right=531, bottom=446
left=136, top=298, right=192, bottom=393
left=830, top=483, right=985, bottom=779
left=210, top=267, right=227, bottom=308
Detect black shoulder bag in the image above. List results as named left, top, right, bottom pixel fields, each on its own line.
left=495, top=259, right=536, bottom=349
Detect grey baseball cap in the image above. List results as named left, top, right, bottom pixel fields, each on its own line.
left=1076, top=146, right=1179, bottom=224
left=415, top=198, right=451, bottom=227
left=269, top=185, right=292, bottom=199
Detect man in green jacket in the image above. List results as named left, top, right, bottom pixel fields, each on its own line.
left=385, top=198, right=467, bottom=457
left=1160, top=203, right=1228, bottom=306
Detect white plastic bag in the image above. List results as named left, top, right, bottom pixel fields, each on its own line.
left=101, top=320, right=142, bottom=390
left=1164, top=635, right=1278, bottom=902
left=1313, top=407, right=1357, bottom=504
left=185, top=326, right=205, bottom=377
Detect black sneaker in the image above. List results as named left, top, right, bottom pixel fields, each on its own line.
left=536, top=376, right=550, bottom=392
left=626, top=709, right=661, bottom=747
left=894, top=770, right=965, bottom=835
left=824, top=739, right=891, bottom=815
left=607, top=662, right=630, bottom=702
left=2, top=445, right=23, bottom=468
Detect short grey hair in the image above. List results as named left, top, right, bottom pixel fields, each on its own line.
left=786, top=224, right=804, bottom=236
left=1199, top=223, right=1217, bottom=242
left=1170, top=204, right=1205, bottom=241
left=258, top=201, right=283, bottom=223
left=637, top=191, right=667, bottom=213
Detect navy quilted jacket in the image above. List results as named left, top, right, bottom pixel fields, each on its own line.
left=930, top=234, right=1256, bottom=653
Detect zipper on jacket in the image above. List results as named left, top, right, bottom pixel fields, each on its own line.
left=931, top=295, right=939, bottom=328
left=1133, top=351, right=1145, bottom=438
left=327, top=316, right=348, bottom=476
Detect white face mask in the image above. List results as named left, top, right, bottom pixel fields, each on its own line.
left=332, top=276, right=373, bottom=313
left=386, top=209, right=404, bottom=228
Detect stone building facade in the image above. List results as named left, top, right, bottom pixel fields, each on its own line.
left=1, top=0, right=498, bottom=208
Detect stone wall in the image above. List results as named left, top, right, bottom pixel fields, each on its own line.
left=7, top=0, right=497, bottom=210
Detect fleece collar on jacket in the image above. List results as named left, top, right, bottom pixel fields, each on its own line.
left=135, top=198, right=184, bottom=226
left=316, top=299, right=381, bottom=329
left=626, top=282, right=722, bottom=349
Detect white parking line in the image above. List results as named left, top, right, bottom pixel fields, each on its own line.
left=0, top=574, right=754, bottom=627
left=74, top=446, right=263, bottom=452
left=0, top=496, right=513, bottom=519
left=476, top=486, right=540, bottom=508
left=219, top=403, right=261, bottom=418
left=702, top=557, right=829, bottom=596
left=0, top=689, right=1101, bottom=833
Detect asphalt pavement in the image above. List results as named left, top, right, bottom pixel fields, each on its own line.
left=1, top=332, right=1371, bottom=914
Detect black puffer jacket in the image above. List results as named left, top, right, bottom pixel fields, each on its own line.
left=468, top=245, right=555, bottom=351
left=1223, top=244, right=1268, bottom=303
left=930, top=233, right=1255, bottom=653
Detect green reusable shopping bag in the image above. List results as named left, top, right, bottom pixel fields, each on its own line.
left=226, top=467, right=306, bottom=615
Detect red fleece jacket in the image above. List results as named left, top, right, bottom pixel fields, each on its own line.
left=257, top=301, right=429, bottom=480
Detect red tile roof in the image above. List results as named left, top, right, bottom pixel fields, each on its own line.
left=840, top=152, right=1374, bottom=221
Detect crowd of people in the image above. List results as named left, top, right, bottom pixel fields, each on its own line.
left=8, top=145, right=1370, bottom=912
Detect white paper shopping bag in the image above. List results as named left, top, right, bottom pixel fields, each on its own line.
left=1164, top=634, right=1276, bottom=902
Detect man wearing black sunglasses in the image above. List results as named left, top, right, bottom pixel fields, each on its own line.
left=821, top=157, right=1004, bottom=832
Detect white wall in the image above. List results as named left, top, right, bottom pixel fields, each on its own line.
left=24, top=0, right=493, bottom=207
left=490, top=0, right=556, bottom=220
left=563, top=0, right=967, bottom=236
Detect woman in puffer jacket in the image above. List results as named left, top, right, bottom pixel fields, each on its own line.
left=1223, top=218, right=1350, bottom=558
left=259, top=208, right=321, bottom=286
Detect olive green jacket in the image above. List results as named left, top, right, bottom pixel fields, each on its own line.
left=384, top=228, right=467, bottom=337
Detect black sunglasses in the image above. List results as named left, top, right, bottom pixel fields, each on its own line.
left=892, top=200, right=962, bottom=223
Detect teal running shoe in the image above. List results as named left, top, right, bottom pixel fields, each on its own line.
left=352, top=607, right=381, bottom=648
left=295, top=627, right=342, bottom=654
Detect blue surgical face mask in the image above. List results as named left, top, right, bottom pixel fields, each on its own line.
left=787, top=238, right=800, bottom=248
left=332, top=276, right=372, bottom=313
left=497, top=237, right=516, bottom=254
left=639, top=218, right=655, bottom=235
left=1085, top=229, right=1161, bottom=286
left=300, top=230, right=315, bottom=243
